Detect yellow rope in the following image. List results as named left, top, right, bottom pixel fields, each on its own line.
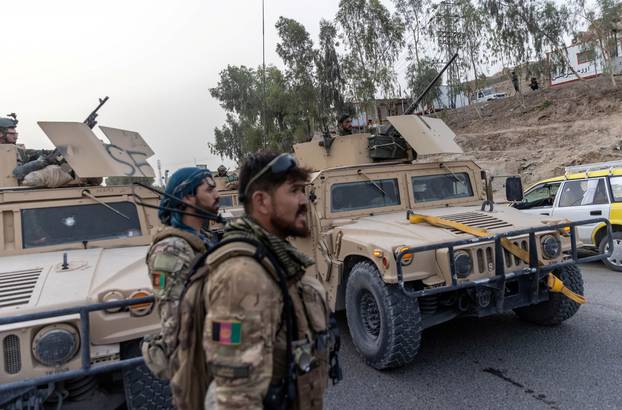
left=408, top=213, right=586, bottom=304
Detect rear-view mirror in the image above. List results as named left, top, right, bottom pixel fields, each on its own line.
left=506, top=176, right=524, bottom=202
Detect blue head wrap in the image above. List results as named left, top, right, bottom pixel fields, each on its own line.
left=158, top=167, right=213, bottom=234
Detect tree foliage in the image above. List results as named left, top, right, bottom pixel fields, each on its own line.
left=209, top=0, right=607, bottom=163
left=336, top=0, right=405, bottom=104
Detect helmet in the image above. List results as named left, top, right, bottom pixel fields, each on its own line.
left=0, top=117, right=17, bottom=130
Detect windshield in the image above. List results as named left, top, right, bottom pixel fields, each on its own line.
left=411, top=173, right=474, bottom=203
left=331, top=178, right=400, bottom=212
left=21, top=202, right=142, bottom=248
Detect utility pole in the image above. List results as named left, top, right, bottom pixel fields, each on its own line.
left=262, top=0, right=268, bottom=148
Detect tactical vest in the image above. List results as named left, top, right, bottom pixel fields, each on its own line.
left=141, top=226, right=207, bottom=380
left=142, top=237, right=340, bottom=410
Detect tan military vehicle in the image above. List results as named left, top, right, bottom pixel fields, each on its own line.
left=292, top=114, right=609, bottom=370
left=0, top=122, right=171, bottom=409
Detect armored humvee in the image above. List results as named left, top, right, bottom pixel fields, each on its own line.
left=0, top=122, right=171, bottom=408
left=292, top=114, right=609, bottom=370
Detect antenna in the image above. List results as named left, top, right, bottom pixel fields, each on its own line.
left=262, top=0, right=268, bottom=148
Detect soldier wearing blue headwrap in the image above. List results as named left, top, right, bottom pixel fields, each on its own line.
left=143, top=167, right=220, bottom=379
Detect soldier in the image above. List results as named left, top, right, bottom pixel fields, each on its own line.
left=203, top=151, right=336, bottom=409
left=0, top=116, right=18, bottom=145
left=337, top=113, right=353, bottom=136
left=511, top=70, right=520, bottom=95
left=143, top=167, right=220, bottom=378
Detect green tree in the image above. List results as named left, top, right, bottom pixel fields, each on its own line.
left=573, top=0, right=622, bottom=87
left=405, top=57, right=442, bottom=111
left=316, top=19, right=346, bottom=126
left=336, top=0, right=405, bottom=106
left=275, top=17, right=318, bottom=137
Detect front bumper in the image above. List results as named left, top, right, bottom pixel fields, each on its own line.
left=395, top=218, right=612, bottom=305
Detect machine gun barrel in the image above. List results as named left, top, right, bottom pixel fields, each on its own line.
left=381, top=53, right=458, bottom=136
left=84, top=96, right=109, bottom=129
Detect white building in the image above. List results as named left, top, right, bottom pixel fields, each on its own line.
left=549, top=40, right=622, bottom=86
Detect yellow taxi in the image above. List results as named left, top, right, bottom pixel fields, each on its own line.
left=513, top=161, right=622, bottom=271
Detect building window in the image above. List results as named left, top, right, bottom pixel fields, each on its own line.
left=577, top=50, right=594, bottom=65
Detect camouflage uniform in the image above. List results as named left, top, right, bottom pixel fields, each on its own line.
left=203, top=216, right=331, bottom=410
left=146, top=227, right=208, bottom=361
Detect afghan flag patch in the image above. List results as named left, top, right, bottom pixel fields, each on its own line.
left=151, top=272, right=166, bottom=289
left=212, top=321, right=242, bottom=345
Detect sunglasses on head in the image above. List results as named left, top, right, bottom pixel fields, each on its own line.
left=243, top=153, right=298, bottom=199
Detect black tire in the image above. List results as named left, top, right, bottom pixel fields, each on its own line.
left=598, top=231, right=622, bottom=272
left=345, top=261, right=422, bottom=369
left=514, top=264, right=584, bottom=326
left=120, top=340, right=174, bottom=410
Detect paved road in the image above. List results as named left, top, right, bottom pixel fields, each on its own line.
left=325, top=262, right=622, bottom=410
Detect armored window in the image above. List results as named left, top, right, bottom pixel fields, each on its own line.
left=21, top=202, right=142, bottom=248
left=411, top=173, right=473, bottom=203
left=331, top=178, right=400, bottom=212
left=558, top=179, right=609, bottom=208
left=219, top=195, right=234, bottom=208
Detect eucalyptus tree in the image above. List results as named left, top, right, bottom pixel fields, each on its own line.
left=336, top=0, right=405, bottom=108
left=572, top=0, right=622, bottom=87
left=316, top=19, right=346, bottom=126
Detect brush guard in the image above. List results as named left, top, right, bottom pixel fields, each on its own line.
left=395, top=217, right=612, bottom=301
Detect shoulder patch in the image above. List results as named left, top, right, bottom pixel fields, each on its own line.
left=151, top=271, right=167, bottom=289
left=152, top=253, right=179, bottom=273
left=211, top=321, right=242, bottom=345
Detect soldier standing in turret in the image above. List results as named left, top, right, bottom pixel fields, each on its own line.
left=337, top=113, right=353, bottom=136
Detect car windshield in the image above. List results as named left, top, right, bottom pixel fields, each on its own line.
left=411, top=173, right=474, bottom=203
left=21, top=202, right=142, bottom=248
left=331, top=178, right=400, bottom=212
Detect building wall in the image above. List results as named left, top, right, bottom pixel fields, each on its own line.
left=550, top=40, right=622, bottom=86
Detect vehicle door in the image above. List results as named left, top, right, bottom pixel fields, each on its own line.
left=513, top=182, right=561, bottom=216
left=551, top=178, right=610, bottom=245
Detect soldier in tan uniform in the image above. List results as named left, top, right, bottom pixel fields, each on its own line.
left=203, top=151, right=340, bottom=410
left=143, top=167, right=220, bottom=379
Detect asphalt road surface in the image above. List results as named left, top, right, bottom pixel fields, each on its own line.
left=325, top=262, right=622, bottom=410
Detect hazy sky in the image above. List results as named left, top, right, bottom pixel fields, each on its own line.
left=3, top=0, right=343, bottom=175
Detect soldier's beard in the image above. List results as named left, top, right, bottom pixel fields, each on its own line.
left=270, top=205, right=309, bottom=238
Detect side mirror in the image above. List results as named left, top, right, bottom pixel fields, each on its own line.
left=506, top=176, right=524, bottom=202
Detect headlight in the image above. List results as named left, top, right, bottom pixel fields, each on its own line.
left=454, top=250, right=473, bottom=278
left=541, top=235, right=561, bottom=259
left=395, top=245, right=414, bottom=266
left=128, top=289, right=154, bottom=317
left=101, top=290, right=125, bottom=313
left=32, top=324, right=80, bottom=367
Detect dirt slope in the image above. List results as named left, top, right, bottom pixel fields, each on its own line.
left=440, top=76, right=622, bottom=187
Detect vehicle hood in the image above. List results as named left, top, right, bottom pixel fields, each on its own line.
left=334, top=205, right=552, bottom=250
left=0, top=246, right=150, bottom=317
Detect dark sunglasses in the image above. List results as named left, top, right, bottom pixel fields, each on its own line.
left=243, top=153, right=298, bottom=199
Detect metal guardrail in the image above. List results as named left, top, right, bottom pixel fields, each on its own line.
left=395, top=218, right=613, bottom=299
left=0, top=296, right=155, bottom=394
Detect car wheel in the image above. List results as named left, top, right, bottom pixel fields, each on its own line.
left=120, top=340, right=174, bottom=410
left=345, top=261, right=422, bottom=369
left=514, top=264, right=584, bottom=326
left=598, top=231, right=622, bottom=272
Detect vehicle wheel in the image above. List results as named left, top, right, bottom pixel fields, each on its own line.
left=598, top=231, right=622, bottom=272
left=514, top=264, right=584, bottom=326
left=120, top=340, right=174, bottom=410
left=345, top=261, right=422, bottom=369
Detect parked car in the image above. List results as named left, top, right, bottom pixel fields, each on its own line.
left=475, top=87, right=507, bottom=103
left=513, top=160, right=622, bottom=271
